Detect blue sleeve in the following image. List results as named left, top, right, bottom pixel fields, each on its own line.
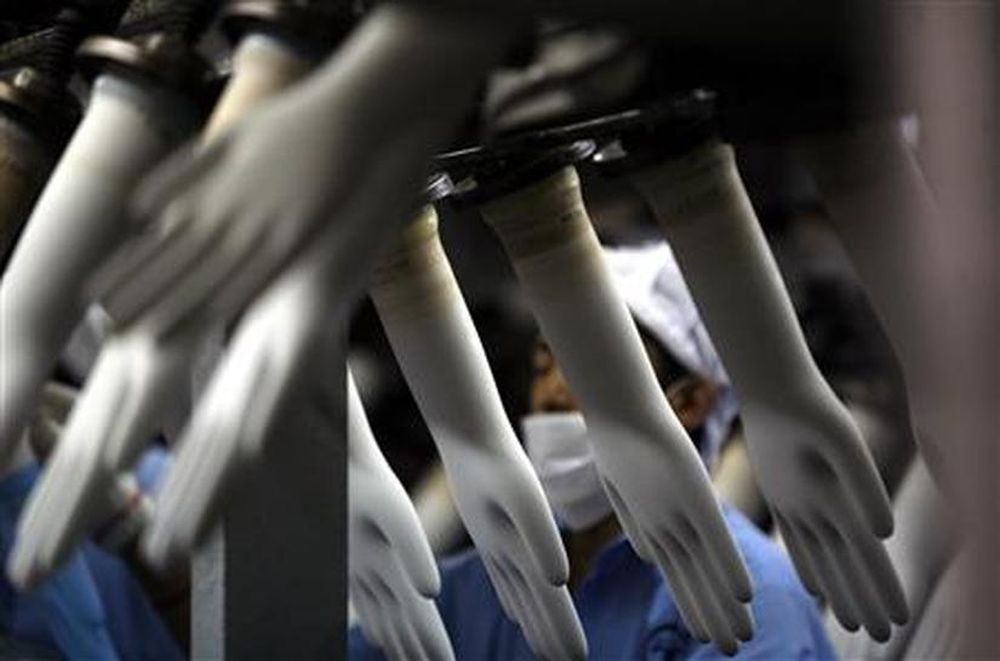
left=82, top=543, right=184, bottom=661
left=0, top=464, right=120, bottom=660
left=34, top=552, right=120, bottom=661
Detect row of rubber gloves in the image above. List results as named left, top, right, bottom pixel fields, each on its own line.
left=0, top=4, right=907, bottom=659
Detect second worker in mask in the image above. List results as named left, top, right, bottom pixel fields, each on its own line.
left=351, top=241, right=836, bottom=660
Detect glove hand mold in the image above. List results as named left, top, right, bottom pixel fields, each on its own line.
left=480, top=166, right=754, bottom=655
left=348, top=372, right=454, bottom=661
left=95, top=4, right=513, bottom=340
left=630, top=141, right=907, bottom=641
left=8, top=33, right=316, bottom=585
left=370, top=208, right=587, bottom=661
left=0, top=74, right=198, bottom=471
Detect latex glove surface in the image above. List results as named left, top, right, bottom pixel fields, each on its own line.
left=10, top=34, right=317, bottom=586
left=370, top=209, right=587, bottom=660
left=479, top=166, right=752, bottom=654
left=630, top=141, right=906, bottom=641
left=348, top=373, right=453, bottom=661
left=141, top=240, right=338, bottom=565
left=9, top=330, right=194, bottom=586
left=826, top=459, right=951, bottom=659
left=137, top=8, right=512, bottom=554
left=0, top=74, right=198, bottom=471
left=8, top=379, right=160, bottom=587
left=95, top=3, right=513, bottom=338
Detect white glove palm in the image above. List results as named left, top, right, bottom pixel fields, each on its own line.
left=8, top=380, right=160, bottom=587
left=10, top=329, right=195, bottom=585
left=479, top=166, right=753, bottom=654
left=8, top=33, right=318, bottom=584
left=141, top=245, right=337, bottom=563
left=743, top=399, right=907, bottom=639
left=348, top=373, right=453, bottom=661
left=94, top=4, right=512, bottom=339
left=630, top=140, right=907, bottom=641
left=370, top=209, right=587, bottom=660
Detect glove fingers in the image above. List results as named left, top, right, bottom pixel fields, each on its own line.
left=387, top=498, right=440, bottom=598
left=104, top=363, right=170, bottom=471
left=88, top=202, right=190, bottom=304
left=144, top=402, right=240, bottom=565
left=505, top=481, right=569, bottom=586
left=773, top=511, right=821, bottom=596
left=600, top=477, right=653, bottom=562
left=146, top=218, right=275, bottom=335
left=482, top=555, right=521, bottom=624
left=645, top=534, right=710, bottom=643
left=833, top=427, right=894, bottom=538
left=817, top=517, right=891, bottom=641
left=486, top=557, right=524, bottom=625
left=512, top=568, right=564, bottom=660
left=28, top=413, right=118, bottom=575
left=832, top=504, right=908, bottom=625
left=368, top=574, right=416, bottom=661
left=797, top=519, right=861, bottom=632
left=381, top=610, right=411, bottom=661
left=658, top=531, right=739, bottom=654
left=394, top=602, right=429, bottom=661
left=690, top=500, right=753, bottom=602
left=524, top=578, right=587, bottom=660
left=183, top=396, right=263, bottom=550
left=688, top=532, right=754, bottom=642
left=141, top=230, right=257, bottom=335
left=131, top=137, right=228, bottom=223
left=39, top=463, right=111, bottom=574
left=201, top=240, right=282, bottom=331
left=8, top=470, right=61, bottom=585
left=496, top=557, right=552, bottom=659
left=411, top=597, right=455, bottom=661
left=99, top=213, right=225, bottom=328
left=351, top=582, right=386, bottom=648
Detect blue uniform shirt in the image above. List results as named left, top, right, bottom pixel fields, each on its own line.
left=349, top=507, right=837, bottom=660
left=0, top=462, right=183, bottom=660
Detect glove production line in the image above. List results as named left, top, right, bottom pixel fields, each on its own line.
left=0, top=1, right=996, bottom=659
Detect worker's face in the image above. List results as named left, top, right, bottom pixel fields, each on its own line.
left=530, top=338, right=718, bottom=432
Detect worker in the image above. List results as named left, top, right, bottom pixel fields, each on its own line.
left=349, top=241, right=835, bottom=659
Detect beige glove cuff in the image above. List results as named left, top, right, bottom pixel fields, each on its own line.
left=479, top=166, right=593, bottom=260
left=369, top=206, right=460, bottom=322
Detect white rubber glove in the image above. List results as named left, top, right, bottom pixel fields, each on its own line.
left=792, top=123, right=948, bottom=485
left=7, top=34, right=316, bottom=585
left=137, top=7, right=511, bottom=553
left=348, top=371, right=454, bottom=661
left=826, top=459, right=951, bottom=659
left=629, top=140, right=907, bottom=641
left=139, top=212, right=341, bottom=566
left=479, top=167, right=753, bottom=654
left=8, top=380, right=156, bottom=587
left=369, top=208, right=587, bottom=660
left=9, top=330, right=194, bottom=585
left=94, top=3, right=513, bottom=339
left=0, top=73, right=199, bottom=471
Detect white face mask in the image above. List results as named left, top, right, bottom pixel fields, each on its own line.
left=522, top=412, right=613, bottom=531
